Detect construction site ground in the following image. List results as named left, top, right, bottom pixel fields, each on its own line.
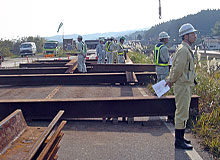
left=0, top=56, right=215, bottom=160
left=0, top=83, right=214, bottom=160
left=28, top=117, right=214, bottom=160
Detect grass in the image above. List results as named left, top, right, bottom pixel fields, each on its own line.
left=10, top=54, right=20, bottom=58
left=191, top=67, right=220, bottom=158
left=127, top=51, right=153, bottom=64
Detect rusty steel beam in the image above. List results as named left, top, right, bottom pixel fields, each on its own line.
left=88, top=64, right=172, bottom=72
left=24, top=110, right=64, bottom=160
left=0, top=67, right=68, bottom=75
left=35, top=59, right=97, bottom=64
left=0, top=72, right=156, bottom=86
left=20, top=62, right=67, bottom=68
left=36, top=121, right=66, bottom=160
left=0, top=96, right=199, bottom=120
left=34, top=60, right=70, bottom=63
left=19, top=60, right=95, bottom=68
left=65, top=59, right=78, bottom=73
left=0, top=109, right=27, bottom=153
left=126, top=71, right=138, bottom=83
left=85, top=59, right=98, bottom=64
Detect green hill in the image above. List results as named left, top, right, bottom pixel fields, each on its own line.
left=128, top=9, right=220, bottom=44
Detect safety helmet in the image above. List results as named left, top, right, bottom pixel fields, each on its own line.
left=120, top=36, right=126, bottom=41
left=110, top=36, right=114, bottom=40
left=158, top=32, right=170, bottom=40
left=179, top=23, right=197, bottom=37
left=77, top=35, right=82, bottom=39
left=99, top=38, right=104, bottom=42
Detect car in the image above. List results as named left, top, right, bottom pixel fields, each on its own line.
left=20, top=42, right=37, bottom=57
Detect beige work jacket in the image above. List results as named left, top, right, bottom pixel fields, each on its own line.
left=167, top=42, right=195, bottom=86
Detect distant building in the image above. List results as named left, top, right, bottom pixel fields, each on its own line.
left=201, top=37, right=220, bottom=50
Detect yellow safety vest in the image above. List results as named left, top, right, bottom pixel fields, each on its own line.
left=77, top=42, right=86, bottom=54
left=106, top=41, right=112, bottom=53
left=117, top=43, right=124, bottom=55
left=154, top=43, right=169, bottom=66
left=82, top=42, right=86, bottom=54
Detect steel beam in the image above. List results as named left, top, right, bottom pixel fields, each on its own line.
left=34, top=60, right=70, bottom=63
left=0, top=67, right=68, bottom=75
left=0, top=109, right=27, bottom=153
left=20, top=62, right=67, bottom=68
left=0, top=96, right=199, bottom=120
left=19, top=60, right=96, bottom=68
left=0, top=72, right=156, bottom=86
left=65, top=59, right=78, bottom=73
left=88, top=64, right=172, bottom=72
left=24, top=110, right=64, bottom=160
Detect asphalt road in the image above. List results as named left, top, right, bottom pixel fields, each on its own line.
left=28, top=117, right=214, bottom=160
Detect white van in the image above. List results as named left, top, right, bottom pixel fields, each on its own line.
left=20, top=42, right=37, bottom=57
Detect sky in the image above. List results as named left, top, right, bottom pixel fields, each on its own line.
left=0, top=0, right=219, bottom=39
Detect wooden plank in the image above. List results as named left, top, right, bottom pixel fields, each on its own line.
left=23, top=110, right=64, bottom=160
left=37, top=121, right=66, bottom=160
left=0, top=109, right=27, bottom=154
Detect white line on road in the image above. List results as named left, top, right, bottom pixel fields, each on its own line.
left=136, top=86, right=149, bottom=96
left=137, top=86, right=203, bottom=160
left=163, top=119, right=203, bottom=160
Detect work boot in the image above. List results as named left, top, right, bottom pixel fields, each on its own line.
left=181, top=129, right=191, bottom=144
left=175, top=129, right=193, bottom=150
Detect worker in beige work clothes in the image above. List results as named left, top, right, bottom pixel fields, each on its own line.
left=76, top=35, right=87, bottom=73
left=154, top=31, right=170, bottom=82
left=117, top=36, right=128, bottom=64
left=166, top=23, right=197, bottom=150
left=96, top=39, right=105, bottom=64
left=105, top=37, right=115, bottom=64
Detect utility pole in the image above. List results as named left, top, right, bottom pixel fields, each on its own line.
left=159, top=0, right=162, bottom=19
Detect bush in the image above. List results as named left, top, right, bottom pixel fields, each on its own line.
left=127, top=51, right=154, bottom=64
left=192, top=67, right=220, bottom=158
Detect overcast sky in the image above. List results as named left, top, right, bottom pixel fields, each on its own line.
left=0, top=0, right=219, bottom=39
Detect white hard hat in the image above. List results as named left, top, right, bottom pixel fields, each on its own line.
left=159, top=32, right=170, bottom=40
left=77, top=35, right=82, bottom=39
left=179, top=23, right=197, bottom=37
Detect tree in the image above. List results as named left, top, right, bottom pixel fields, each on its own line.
left=211, top=21, right=220, bottom=36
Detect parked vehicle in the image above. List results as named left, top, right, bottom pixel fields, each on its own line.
left=20, top=42, right=37, bottom=57
left=43, top=41, right=59, bottom=57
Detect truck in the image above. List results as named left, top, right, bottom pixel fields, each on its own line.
left=43, top=41, right=59, bottom=57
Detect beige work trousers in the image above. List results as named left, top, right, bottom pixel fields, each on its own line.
left=174, top=84, right=192, bottom=129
